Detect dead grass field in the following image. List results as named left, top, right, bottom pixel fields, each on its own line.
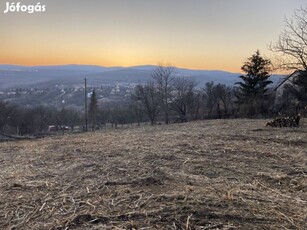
left=0, top=119, right=306, bottom=229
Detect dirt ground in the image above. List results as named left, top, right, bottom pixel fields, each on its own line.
left=0, top=119, right=306, bottom=229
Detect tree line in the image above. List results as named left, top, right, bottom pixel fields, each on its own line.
left=0, top=51, right=304, bottom=135
left=0, top=52, right=292, bottom=135
left=1, top=6, right=307, bottom=134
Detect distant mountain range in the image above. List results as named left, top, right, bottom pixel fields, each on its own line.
left=0, top=64, right=284, bottom=89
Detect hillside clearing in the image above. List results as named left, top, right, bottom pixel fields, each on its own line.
left=0, top=119, right=306, bottom=229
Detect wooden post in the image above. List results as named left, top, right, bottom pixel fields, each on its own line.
left=85, top=78, right=88, bottom=132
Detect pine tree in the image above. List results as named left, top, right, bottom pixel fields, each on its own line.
left=235, top=50, right=272, bottom=116
left=88, top=89, right=98, bottom=131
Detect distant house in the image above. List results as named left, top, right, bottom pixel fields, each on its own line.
left=274, top=70, right=307, bottom=115
left=274, top=70, right=307, bottom=104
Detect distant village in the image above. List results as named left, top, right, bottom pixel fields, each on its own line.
left=0, top=83, right=138, bottom=109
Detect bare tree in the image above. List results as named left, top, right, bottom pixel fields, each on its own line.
left=270, top=6, right=307, bottom=112
left=133, top=83, right=160, bottom=125
left=152, top=64, right=175, bottom=124
left=58, top=108, right=81, bottom=131
left=107, top=108, right=119, bottom=128
left=214, top=84, right=235, bottom=117
left=130, top=102, right=144, bottom=126
left=188, top=90, right=203, bottom=120
left=0, top=101, right=16, bottom=132
left=203, top=81, right=218, bottom=118
left=8, top=105, right=57, bottom=135
left=171, top=77, right=197, bottom=122
left=269, top=6, right=307, bottom=70
left=203, top=82, right=236, bottom=118
left=107, top=106, right=132, bottom=128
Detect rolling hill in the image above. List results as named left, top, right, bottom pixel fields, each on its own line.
left=0, top=64, right=284, bottom=89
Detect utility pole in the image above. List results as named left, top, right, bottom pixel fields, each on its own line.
left=84, top=78, right=88, bottom=132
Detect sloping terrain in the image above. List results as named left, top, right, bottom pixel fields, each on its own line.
left=0, top=119, right=306, bottom=229
left=0, top=64, right=283, bottom=89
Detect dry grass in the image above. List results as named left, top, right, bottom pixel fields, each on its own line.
left=0, top=119, right=306, bottom=229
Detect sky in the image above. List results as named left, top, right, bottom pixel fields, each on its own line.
left=0, top=0, right=306, bottom=72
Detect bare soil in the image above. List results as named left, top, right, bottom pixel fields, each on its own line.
left=0, top=119, right=306, bottom=229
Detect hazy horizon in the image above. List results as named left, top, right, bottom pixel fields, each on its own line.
left=0, top=63, right=243, bottom=73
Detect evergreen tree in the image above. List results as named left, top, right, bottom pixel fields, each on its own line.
left=235, top=50, right=273, bottom=116
left=88, top=89, right=98, bottom=131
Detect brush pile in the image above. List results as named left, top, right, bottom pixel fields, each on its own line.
left=266, top=114, right=301, bottom=127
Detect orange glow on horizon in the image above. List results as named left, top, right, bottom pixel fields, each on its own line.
left=1, top=0, right=304, bottom=75
left=0, top=58, right=243, bottom=73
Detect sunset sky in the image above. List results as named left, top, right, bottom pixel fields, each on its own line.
left=0, top=0, right=306, bottom=72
